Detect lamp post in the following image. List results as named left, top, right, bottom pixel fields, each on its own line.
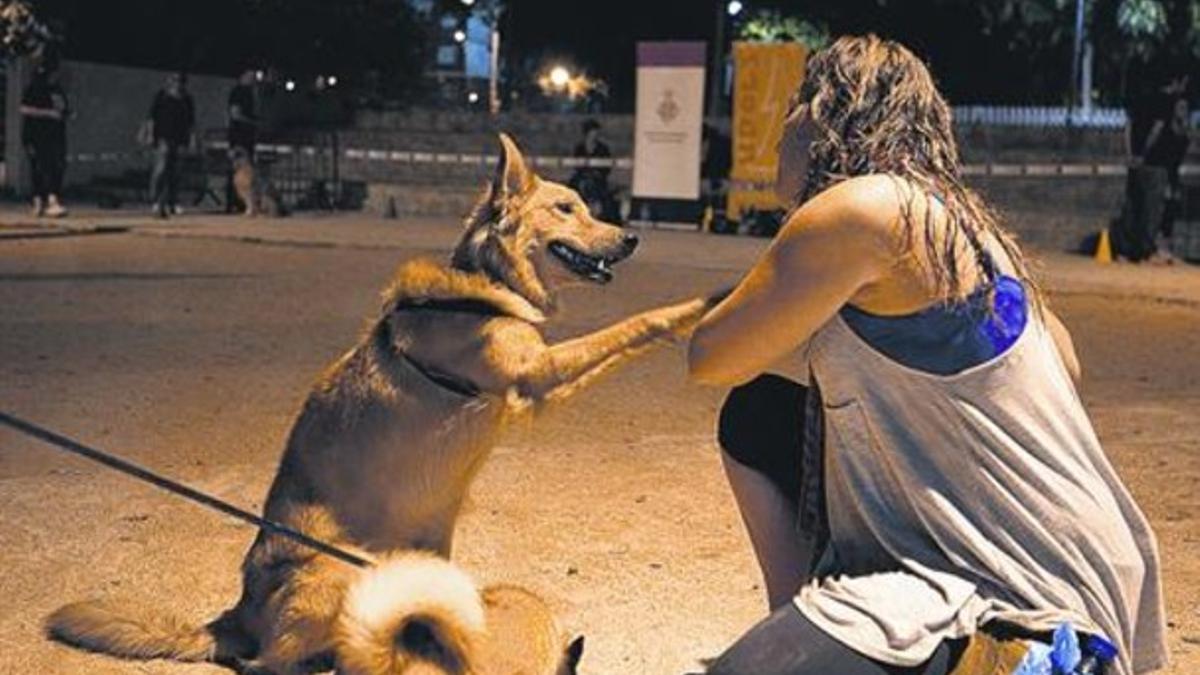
left=488, top=3, right=503, bottom=115
left=1068, top=0, right=1086, bottom=125
left=464, top=0, right=504, bottom=116
left=708, top=0, right=743, bottom=117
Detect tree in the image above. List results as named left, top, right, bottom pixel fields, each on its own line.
left=27, top=0, right=430, bottom=105
left=974, top=0, right=1199, bottom=102
left=0, top=0, right=56, bottom=59
left=737, top=10, right=830, bottom=49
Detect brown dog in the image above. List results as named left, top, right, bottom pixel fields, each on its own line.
left=231, top=147, right=284, bottom=217
left=48, top=133, right=715, bottom=673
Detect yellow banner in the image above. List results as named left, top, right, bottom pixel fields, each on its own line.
left=729, top=42, right=808, bottom=220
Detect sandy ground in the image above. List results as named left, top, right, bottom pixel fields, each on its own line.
left=0, top=211, right=1197, bottom=674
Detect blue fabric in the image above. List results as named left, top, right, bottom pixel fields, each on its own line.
left=839, top=275, right=1028, bottom=375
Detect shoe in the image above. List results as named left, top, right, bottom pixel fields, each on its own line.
left=153, top=203, right=169, bottom=219
left=44, top=195, right=67, bottom=218
left=172, top=205, right=185, bottom=215
left=31, top=196, right=43, bottom=217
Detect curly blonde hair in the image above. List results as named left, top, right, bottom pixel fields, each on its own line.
left=790, top=35, right=1036, bottom=303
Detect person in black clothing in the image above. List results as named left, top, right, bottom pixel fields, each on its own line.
left=568, top=119, right=619, bottom=222
left=228, top=69, right=258, bottom=155
left=1117, top=71, right=1190, bottom=262
left=226, top=69, right=258, bottom=212
left=146, top=73, right=196, bottom=218
left=1143, top=74, right=1191, bottom=262
left=20, top=59, right=69, bottom=217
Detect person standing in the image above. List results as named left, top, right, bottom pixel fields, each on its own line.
left=20, top=57, right=69, bottom=218
left=226, top=68, right=258, bottom=212
left=1143, top=73, right=1190, bottom=263
left=145, top=72, right=196, bottom=219
left=1116, top=71, right=1187, bottom=262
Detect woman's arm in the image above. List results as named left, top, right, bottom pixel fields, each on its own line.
left=688, top=176, right=896, bottom=386
left=1044, top=308, right=1082, bottom=383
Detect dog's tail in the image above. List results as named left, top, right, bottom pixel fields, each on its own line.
left=46, top=601, right=237, bottom=663
left=336, top=551, right=485, bottom=675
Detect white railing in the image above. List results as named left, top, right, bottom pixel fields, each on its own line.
left=953, top=105, right=1200, bottom=129
left=952, top=106, right=1128, bottom=128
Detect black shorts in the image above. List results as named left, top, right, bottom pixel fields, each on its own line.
left=717, top=373, right=808, bottom=501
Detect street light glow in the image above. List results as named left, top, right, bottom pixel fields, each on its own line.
left=727, top=0, right=743, bottom=16
left=468, top=91, right=480, bottom=103
left=285, top=80, right=296, bottom=91
left=328, top=75, right=338, bottom=87
left=453, top=29, right=466, bottom=43
left=549, top=66, right=570, bottom=88
left=461, top=0, right=475, bottom=5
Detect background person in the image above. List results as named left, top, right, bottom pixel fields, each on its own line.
left=145, top=72, right=196, bottom=218
left=568, top=118, right=618, bottom=222
left=20, top=55, right=69, bottom=217
left=1116, top=70, right=1187, bottom=262
left=689, top=35, right=1166, bottom=675
left=1142, top=72, right=1190, bottom=263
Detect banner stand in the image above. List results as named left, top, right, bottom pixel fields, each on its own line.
left=631, top=41, right=707, bottom=229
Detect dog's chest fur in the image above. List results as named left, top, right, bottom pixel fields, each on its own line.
left=262, top=259, right=541, bottom=553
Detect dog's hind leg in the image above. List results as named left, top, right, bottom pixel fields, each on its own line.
left=246, top=553, right=358, bottom=675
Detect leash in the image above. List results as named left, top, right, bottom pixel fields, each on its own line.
left=0, top=410, right=371, bottom=569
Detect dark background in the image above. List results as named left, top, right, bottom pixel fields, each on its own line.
left=28, top=0, right=1200, bottom=109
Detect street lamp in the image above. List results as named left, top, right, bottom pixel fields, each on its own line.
left=710, top=0, right=746, bottom=115
left=453, top=29, right=466, bottom=43
left=549, top=65, right=571, bottom=89
left=284, top=79, right=296, bottom=92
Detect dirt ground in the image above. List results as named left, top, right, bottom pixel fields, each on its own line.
left=0, top=216, right=1197, bottom=674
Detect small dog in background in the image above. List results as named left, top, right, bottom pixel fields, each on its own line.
left=230, top=147, right=285, bottom=217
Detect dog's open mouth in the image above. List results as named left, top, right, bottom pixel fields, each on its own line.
left=548, top=241, right=623, bottom=283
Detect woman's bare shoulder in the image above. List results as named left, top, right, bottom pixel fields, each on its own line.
left=779, top=174, right=906, bottom=259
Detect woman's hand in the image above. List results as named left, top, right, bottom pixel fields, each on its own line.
left=688, top=176, right=898, bottom=386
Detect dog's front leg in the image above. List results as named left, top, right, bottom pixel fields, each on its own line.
left=510, top=296, right=713, bottom=404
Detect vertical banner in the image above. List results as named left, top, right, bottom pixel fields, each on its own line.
left=633, top=42, right=707, bottom=201
left=729, top=42, right=808, bottom=220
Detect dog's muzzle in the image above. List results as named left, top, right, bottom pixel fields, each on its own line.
left=549, top=234, right=638, bottom=284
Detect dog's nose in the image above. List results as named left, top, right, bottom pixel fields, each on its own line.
left=622, top=233, right=639, bottom=254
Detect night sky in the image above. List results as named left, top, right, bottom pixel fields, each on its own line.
left=30, top=0, right=1106, bottom=107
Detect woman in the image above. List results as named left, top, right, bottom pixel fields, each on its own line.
left=689, top=36, right=1166, bottom=675
left=20, top=57, right=69, bottom=218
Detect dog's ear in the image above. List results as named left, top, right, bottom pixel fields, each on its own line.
left=491, top=132, right=537, bottom=202
left=555, top=635, right=585, bottom=674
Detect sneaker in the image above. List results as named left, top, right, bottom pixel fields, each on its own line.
left=31, top=196, right=43, bottom=217
left=153, top=203, right=170, bottom=219
left=44, top=196, right=67, bottom=218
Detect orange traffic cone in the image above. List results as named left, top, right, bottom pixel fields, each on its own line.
left=1094, top=228, right=1113, bottom=264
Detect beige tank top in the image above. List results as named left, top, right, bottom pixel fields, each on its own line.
left=793, top=299, right=1168, bottom=674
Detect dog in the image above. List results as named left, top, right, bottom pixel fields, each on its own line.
left=48, top=133, right=718, bottom=673
left=231, top=147, right=285, bottom=218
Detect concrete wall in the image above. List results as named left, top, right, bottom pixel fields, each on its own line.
left=4, top=58, right=235, bottom=194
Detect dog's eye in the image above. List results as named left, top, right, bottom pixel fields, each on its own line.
left=555, top=202, right=575, bottom=215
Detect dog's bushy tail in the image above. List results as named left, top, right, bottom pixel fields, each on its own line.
left=46, top=601, right=224, bottom=662
left=337, top=551, right=485, bottom=675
